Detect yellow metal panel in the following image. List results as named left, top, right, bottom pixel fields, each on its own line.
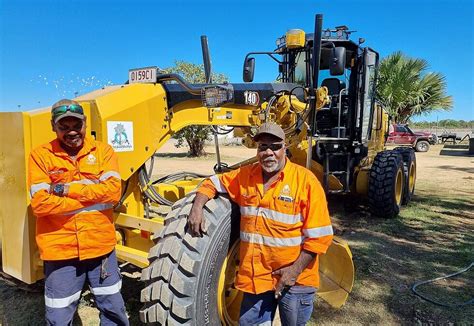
left=170, top=100, right=256, bottom=132
left=153, top=179, right=203, bottom=203
left=0, top=112, right=39, bottom=283
left=355, top=169, right=369, bottom=195
left=115, top=244, right=149, bottom=268
left=85, top=84, right=169, bottom=180
left=288, top=139, right=344, bottom=191
left=115, top=213, right=164, bottom=233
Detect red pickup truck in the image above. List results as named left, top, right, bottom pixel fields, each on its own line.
left=386, top=124, right=437, bottom=152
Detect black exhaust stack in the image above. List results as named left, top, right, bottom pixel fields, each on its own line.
left=309, top=14, right=323, bottom=136
left=201, top=35, right=212, bottom=83
left=306, top=14, right=324, bottom=169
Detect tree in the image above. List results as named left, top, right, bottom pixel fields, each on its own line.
left=163, top=61, right=228, bottom=157
left=376, top=52, right=453, bottom=123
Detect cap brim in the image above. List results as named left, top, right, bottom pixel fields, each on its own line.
left=54, top=112, right=85, bottom=124
left=253, top=132, right=284, bottom=142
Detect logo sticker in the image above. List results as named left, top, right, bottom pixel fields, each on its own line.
left=278, top=184, right=294, bottom=202
left=107, top=121, right=134, bottom=152
left=86, top=154, right=97, bottom=165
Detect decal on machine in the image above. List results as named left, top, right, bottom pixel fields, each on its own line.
left=244, top=91, right=260, bottom=106
left=107, top=121, right=134, bottom=152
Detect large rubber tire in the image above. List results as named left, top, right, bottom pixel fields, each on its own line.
left=368, top=151, right=405, bottom=218
left=394, top=147, right=416, bottom=205
left=139, top=192, right=239, bottom=325
left=415, top=140, right=430, bottom=152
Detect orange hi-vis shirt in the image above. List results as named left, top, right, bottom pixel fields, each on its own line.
left=198, top=159, right=333, bottom=294
left=28, top=137, right=121, bottom=261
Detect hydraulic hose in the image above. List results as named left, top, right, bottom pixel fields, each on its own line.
left=412, top=262, right=474, bottom=307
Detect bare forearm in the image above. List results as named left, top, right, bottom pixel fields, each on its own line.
left=292, top=250, right=316, bottom=274
left=192, top=192, right=210, bottom=210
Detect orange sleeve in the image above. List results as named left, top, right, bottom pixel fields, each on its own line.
left=28, top=150, right=86, bottom=218
left=301, top=174, right=333, bottom=254
left=197, top=168, right=242, bottom=201
left=67, top=144, right=121, bottom=204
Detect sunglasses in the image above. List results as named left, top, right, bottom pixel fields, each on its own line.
left=257, top=143, right=284, bottom=152
left=56, top=120, right=84, bottom=132
left=52, top=104, right=84, bottom=119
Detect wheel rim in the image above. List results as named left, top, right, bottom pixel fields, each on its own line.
left=408, top=161, right=416, bottom=194
left=217, top=239, right=242, bottom=325
left=395, top=168, right=403, bottom=205
left=420, top=143, right=427, bottom=151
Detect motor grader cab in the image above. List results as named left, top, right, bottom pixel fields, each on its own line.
left=0, top=14, right=414, bottom=325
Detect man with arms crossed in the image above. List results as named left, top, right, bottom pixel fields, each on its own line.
left=188, top=122, right=333, bottom=325
left=28, top=99, right=129, bottom=325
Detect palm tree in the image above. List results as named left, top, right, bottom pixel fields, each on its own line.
left=376, top=52, right=453, bottom=123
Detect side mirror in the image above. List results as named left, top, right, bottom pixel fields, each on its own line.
left=243, top=57, right=255, bottom=82
left=330, top=47, right=346, bottom=76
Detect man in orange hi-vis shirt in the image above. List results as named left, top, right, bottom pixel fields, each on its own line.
left=28, top=99, right=129, bottom=325
left=188, top=122, right=333, bottom=325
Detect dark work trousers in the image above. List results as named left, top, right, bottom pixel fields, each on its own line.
left=43, top=249, right=129, bottom=325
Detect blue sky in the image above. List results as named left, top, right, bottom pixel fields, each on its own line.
left=0, top=0, right=472, bottom=121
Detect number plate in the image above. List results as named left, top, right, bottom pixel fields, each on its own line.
left=128, top=67, right=157, bottom=84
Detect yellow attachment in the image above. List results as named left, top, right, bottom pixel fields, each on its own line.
left=285, top=29, right=306, bottom=49
left=318, top=236, right=355, bottom=308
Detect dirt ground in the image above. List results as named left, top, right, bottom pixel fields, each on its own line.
left=0, top=142, right=472, bottom=325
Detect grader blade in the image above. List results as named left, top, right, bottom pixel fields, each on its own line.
left=318, top=236, right=355, bottom=308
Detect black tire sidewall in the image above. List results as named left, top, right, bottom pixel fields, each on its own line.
left=195, top=202, right=240, bottom=324
left=368, top=151, right=405, bottom=218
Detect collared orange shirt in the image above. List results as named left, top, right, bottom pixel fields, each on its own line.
left=198, top=159, right=333, bottom=294
left=28, top=137, right=121, bottom=261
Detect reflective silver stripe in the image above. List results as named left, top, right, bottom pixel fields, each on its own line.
left=99, top=171, right=121, bottom=182
left=90, top=280, right=122, bottom=295
left=63, top=203, right=114, bottom=216
left=240, top=231, right=303, bottom=247
left=210, top=175, right=227, bottom=193
left=240, top=206, right=302, bottom=225
left=303, top=225, right=334, bottom=238
left=30, top=182, right=50, bottom=197
left=44, top=289, right=82, bottom=308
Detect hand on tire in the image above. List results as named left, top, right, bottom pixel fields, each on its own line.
left=187, top=208, right=206, bottom=237
left=272, top=265, right=299, bottom=299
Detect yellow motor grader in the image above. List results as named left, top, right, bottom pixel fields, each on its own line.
left=0, top=14, right=415, bottom=325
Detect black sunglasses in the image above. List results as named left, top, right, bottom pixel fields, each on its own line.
left=257, top=143, right=284, bottom=152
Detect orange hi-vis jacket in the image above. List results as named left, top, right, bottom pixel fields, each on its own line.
left=198, top=159, right=333, bottom=294
left=28, top=137, right=121, bottom=261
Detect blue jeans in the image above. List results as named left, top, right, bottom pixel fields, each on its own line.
left=239, top=289, right=315, bottom=326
